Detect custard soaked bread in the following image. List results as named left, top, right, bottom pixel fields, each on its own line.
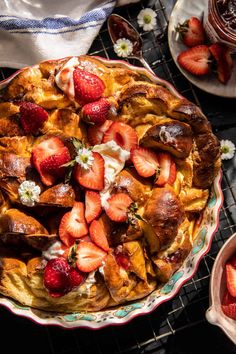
left=0, top=56, right=220, bottom=312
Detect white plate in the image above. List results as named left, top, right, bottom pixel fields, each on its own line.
left=168, top=0, right=236, bottom=98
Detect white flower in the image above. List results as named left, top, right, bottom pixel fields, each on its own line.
left=137, top=8, right=157, bottom=31
left=18, top=180, right=41, bottom=207
left=75, top=147, right=94, bottom=169
left=113, top=38, right=133, bottom=58
left=220, top=140, right=235, bottom=160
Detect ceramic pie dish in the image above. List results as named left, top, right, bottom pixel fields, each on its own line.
left=0, top=56, right=223, bottom=328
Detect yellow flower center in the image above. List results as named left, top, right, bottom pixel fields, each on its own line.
left=143, top=14, right=152, bottom=24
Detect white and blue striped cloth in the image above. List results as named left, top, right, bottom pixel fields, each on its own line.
left=0, top=0, right=137, bottom=68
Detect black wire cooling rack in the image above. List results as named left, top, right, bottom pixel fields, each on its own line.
left=0, top=1, right=236, bottom=353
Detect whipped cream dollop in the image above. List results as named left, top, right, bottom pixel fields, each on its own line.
left=93, top=140, right=130, bottom=208
left=55, top=57, right=79, bottom=101
left=42, top=241, right=65, bottom=261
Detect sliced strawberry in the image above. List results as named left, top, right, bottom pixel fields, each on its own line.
left=73, top=67, right=105, bottom=104
left=230, top=255, right=236, bottom=269
left=155, top=152, right=176, bottom=186
left=81, top=98, right=111, bottom=126
left=105, top=193, right=133, bottom=223
left=115, top=253, right=130, bottom=270
left=19, top=101, right=48, bottom=135
left=69, top=267, right=86, bottom=288
left=176, top=17, right=206, bottom=47
left=177, top=45, right=211, bottom=76
left=221, top=290, right=236, bottom=320
left=74, top=152, right=104, bottom=191
left=209, top=43, right=233, bottom=84
left=89, top=219, right=110, bottom=252
left=59, top=202, right=88, bottom=243
left=85, top=191, right=102, bottom=224
left=87, top=120, right=113, bottom=146
left=226, top=262, right=236, bottom=297
left=76, top=241, right=107, bottom=272
left=103, top=122, right=138, bottom=151
left=131, top=146, right=159, bottom=178
left=43, top=257, right=71, bottom=297
left=40, top=146, right=71, bottom=179
left=31, top=137, right=68, bottom=186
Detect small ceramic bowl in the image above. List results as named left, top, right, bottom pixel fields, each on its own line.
left=206, top=232, right=236, bottom=344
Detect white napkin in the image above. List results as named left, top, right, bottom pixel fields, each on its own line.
left=0, top=0, right=138, bottom=69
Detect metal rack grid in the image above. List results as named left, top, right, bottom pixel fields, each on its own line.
left=0, top=1, right=236, bottom=353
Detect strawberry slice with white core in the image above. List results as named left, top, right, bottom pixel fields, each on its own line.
left=155, top=152, right=176, bottom=186
left=74, top=152, right=104, bottom=191
left=177, top=45, right=211, bottom=76
left=226, top=262, right=236, bottom=297
left=59, top=202, right=88, bottom=244
left=103, top=122, right=138, bottom=151
left=131, top=146, right=159, bottom=178
left=209, top=43, right=234, bottom=84
left=85, top=190, right=102, bottom=224
left=87, top=120, right=113, bottom=146
left=105, top=193, right=133, bottom=222
left=89, top=219, right=110, bottom=252
left=76, top=241, right=107, bottom=272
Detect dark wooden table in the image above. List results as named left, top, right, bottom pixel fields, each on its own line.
left=0, top=1, right=236, bottom=353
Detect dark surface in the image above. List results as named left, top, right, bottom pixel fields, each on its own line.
left=0, top=1, right=236, bottom=353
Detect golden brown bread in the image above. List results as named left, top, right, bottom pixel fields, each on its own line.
left=0, top=55, right=220, bottom=313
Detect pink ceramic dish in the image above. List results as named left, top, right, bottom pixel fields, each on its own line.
left=0, top=57, right=223, bottom=329
left=206, top=232, right=236, bottom=344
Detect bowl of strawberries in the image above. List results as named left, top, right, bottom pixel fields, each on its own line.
left=206, top=232, right=236, bottom=345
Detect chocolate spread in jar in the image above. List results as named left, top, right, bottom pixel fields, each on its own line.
left=217, top=0, right=236, bottom=30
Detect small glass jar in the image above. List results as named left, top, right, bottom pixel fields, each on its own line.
left=204, top=0, right=236, bottom=52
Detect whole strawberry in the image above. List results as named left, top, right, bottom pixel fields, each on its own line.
left=69, top=267, right=86, bottom=288
left=43, top=257, right=71, bottom=297
left=81, top=98, right=111, bottom=126
left=73, top=67, right=105, bottom=104
left=19, top=101, right=48, bottom=134
left=176, top=17, right=206, bottom=47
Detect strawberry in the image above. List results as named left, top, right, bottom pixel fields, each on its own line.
left=230, top=255, right=236, bottom=269
left=87, top=120, right=113, bottom=146
left=131, top=146, right=159, bottom=178
left=155, top=152, right=176, bottom=186
left=81, top=98, right=111, bottom=126
left=59, top=202, right=88, bottom=247
left=76, top=241, right=107, bottom=272
left=226, top=262, right=236, bottom=297
left=43, top=257, right=71, bottom=297
left=19, top=101, right=48, bottom=135
left=89, top=219, right=110, bottom=252
left=115, top=253, right=130, bottom=270
left=105, top=193, right=133, bottom=223
left=85, top=191, right=102, bottom=224
left=74, top=152, right=104, bottom=191
left=31, top=137, right=69, bottom=186
left=73, top=67, right=105, bottom=104
left=177, top=45, right=211, bottom=76
left=209, top=43, right=233, bottom=84
left=103, top=122, right=138, bottom=151
left=40, top=147, right=71, bottom=179
left=69, top=267, right=86, bottom=288
left=176, top=17, right=206, bottom=47
left=221, top=290, right=236, bottom=320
